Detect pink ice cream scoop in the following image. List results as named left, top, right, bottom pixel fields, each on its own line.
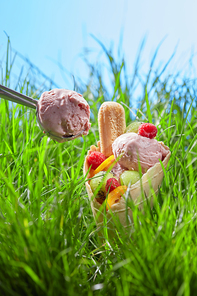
left=37, top=89, right=91, bottom=143
left=112, top=132, right=169, bottom=174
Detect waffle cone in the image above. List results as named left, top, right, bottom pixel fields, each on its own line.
left=83, top=102, right=171, bottom=237
left=83, top=142, right=171, bottom=236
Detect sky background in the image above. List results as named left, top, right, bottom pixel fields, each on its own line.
left=0, top=0, right=197, bottom=91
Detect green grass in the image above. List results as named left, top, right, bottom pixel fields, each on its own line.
left=0, top=37, right=197, bottom=296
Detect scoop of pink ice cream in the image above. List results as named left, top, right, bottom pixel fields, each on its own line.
left=37, top=89, right=91, bottom=143
left=112, top=132, right=169, bottom=174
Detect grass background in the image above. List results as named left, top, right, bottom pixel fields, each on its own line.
left=0, top=37, right=197, bottom=296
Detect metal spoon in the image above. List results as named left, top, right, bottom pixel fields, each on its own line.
left=0, top=84, right=85, bottom=142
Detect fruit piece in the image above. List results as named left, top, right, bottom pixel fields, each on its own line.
left=87, top=151, right=106, bottom=170
left=94, top=155, right=115, bottom=175
left=138, top=123, right=157, bottom=139
left=106, top=186, right=127, bottom=210
left=90, top=171, right=106, bottom=193
left=105, top=178, right=120, bottom=193
left=98, top=102, right=126, bottom=156
left=125, top=121, right=143, bottom=133
left=120, top=171, right=140, bottom=187
left=89, top=171, right=114, bottom=203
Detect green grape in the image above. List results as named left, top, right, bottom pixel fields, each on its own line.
left=125, top=121, right=143, bottom=133
left=90, top=171, right=114, bottom=201
left=120, top=170, right=140, bottom=186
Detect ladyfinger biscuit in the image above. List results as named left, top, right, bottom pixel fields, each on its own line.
left=98, top=102, right=126, bottom=157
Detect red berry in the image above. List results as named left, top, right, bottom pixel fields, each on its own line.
left=87, top=151, right=106, bottom=170
left=138, top=123, right=157, bottom=139
left=105, top=178, right=120, bottom=193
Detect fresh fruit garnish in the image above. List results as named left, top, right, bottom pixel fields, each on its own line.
left=88, top=151, right=107, bottom=170
left=105, top=178, right=120, bottom=193
left=106, top=185, right=127, bottom=210
left=89, top=171, right=114, bottom=203
left=125, top=121, right=143, bottom=133
left=94, top=155, right=115, bottom=175
left=138, top=123, right=157, bottom=139
left=120, top=170, right=140, bottom=186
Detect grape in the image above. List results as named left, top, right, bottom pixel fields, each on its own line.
left=125, top=121, right=143, bottom=133
left=120, top=170, right=140, bottom=186
left=90, top=171, right=114, bottom=202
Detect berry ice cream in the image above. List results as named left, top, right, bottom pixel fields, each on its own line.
left=37, top=89, right=91, bottom=143
left=112, top=132, right=169, bottom=174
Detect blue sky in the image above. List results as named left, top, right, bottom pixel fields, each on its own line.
left=1, top=0, right=197, bottom=91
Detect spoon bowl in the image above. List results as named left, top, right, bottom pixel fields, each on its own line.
left=0, top=84, right=86, bottom=143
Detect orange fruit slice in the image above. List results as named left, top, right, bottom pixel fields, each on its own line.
left=93, top=155, right=115, bottom=175
left=106, top=185, right=127, bottom=210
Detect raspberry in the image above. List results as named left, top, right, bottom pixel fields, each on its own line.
left=105, top=178, right=120, bottom=193
left=138, top=123, right=157, bottom=139
left=87, top=151, right=106, bottom=170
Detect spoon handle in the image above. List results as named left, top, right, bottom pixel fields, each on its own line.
left=0, top=84, right=37, bottom=109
